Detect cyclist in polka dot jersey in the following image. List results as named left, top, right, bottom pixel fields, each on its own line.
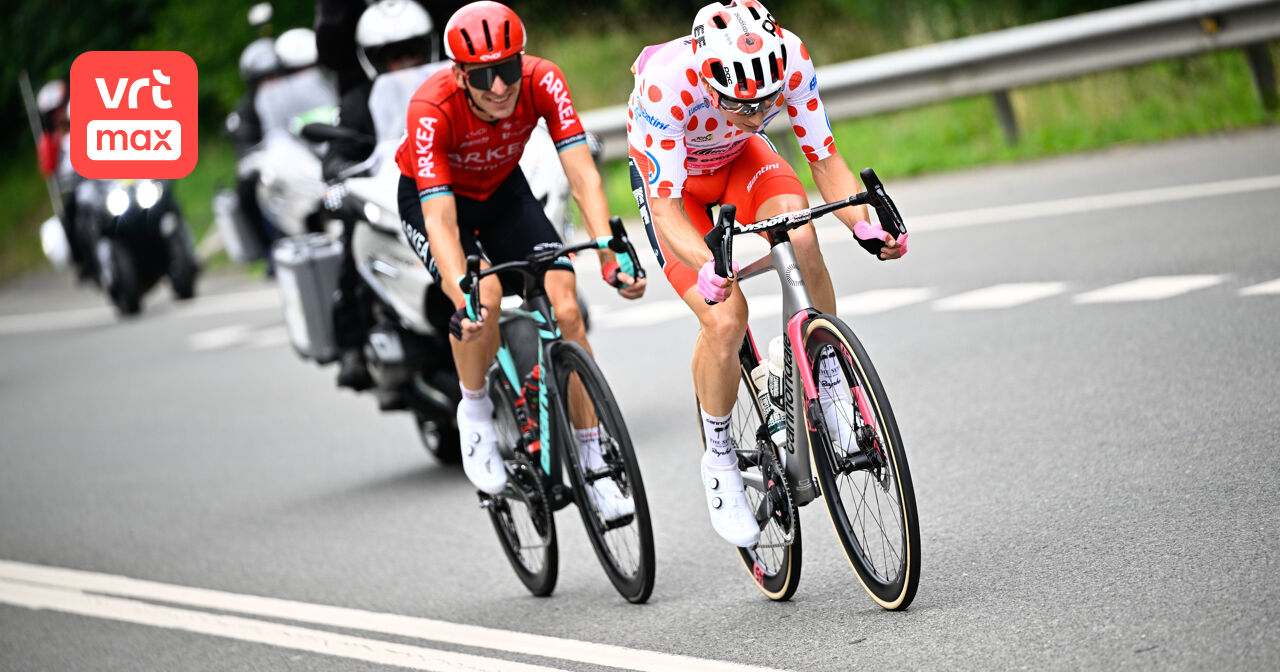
left=626, top=0, right=906, bottom=549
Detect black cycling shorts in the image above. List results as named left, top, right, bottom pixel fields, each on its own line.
left=398, top=169, right=573, bottom=296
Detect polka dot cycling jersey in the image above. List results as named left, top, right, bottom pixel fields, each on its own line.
left=626, top=29, right=834, bottom=199
left=394, top=55, right=588, bottom=202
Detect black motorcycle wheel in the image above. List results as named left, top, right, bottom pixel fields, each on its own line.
left=100, top=240, right=141, bottom=316
left=167, top=216, right=199, bottom=300
left=416, top=410, right=461, bottom=464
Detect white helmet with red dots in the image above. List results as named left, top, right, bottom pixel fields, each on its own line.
left=692, top=0, right=787, bottom=102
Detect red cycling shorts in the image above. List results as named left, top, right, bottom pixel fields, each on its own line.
left=629, top=134, right=806, bottom=297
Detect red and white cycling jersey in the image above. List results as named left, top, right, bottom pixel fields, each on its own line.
left=626, top=29, right=835, bottom=199
left=394, top=56, right=587, bottom=202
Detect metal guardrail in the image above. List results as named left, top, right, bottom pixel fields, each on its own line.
left=582, top=0, right=1280, bottom=159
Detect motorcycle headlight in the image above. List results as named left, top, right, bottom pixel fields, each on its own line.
left=136, top=180, right=161, bottom=209
left=106, top=187, right=131, bottom=216
left=363, top=202, right=382, bottom=225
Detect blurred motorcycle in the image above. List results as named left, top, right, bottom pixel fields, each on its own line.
left=62, top=179, right=200, bottom=315
left=279, top=131, right=462, bottom=462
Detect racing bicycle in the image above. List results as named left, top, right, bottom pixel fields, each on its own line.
left=461, top=217, right=656, bottom=603
left=696, top=168, right=920, bottom=610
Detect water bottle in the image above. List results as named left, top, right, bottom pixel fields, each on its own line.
left=751, top=362, right=787, bottom=448
left=767, top=336, right=786, bottom=411
left=519, top=365, right=542, bottom=454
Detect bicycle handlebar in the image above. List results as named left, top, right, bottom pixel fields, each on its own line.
left=701, top=168, right=906, bottom=305
left=458, top=216, right=646, bottom=324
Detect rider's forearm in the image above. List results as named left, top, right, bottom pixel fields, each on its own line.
left=560, top=144, right=617, bottom=266
left=420, top=199, right=468, bottom=306
left=651, top=197, right=713, bottom=270
left=810, top=152, right=870, bottom=232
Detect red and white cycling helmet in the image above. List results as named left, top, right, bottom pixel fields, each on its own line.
left=443, top=1, right=526, bottom=64
left=692, top=0, right=787, bottom=102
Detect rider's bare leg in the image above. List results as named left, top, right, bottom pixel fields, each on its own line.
left=681, top=285, right=749, bottom=416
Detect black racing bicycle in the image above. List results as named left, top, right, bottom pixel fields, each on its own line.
left=461, top=217, right=656, bottom=603
left=697, top=168, right=920, bottom=609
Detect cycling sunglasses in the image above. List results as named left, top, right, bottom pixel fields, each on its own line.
left=463, top=55, right=522, bottom=91
left=716, top=93, right=771, bottom=117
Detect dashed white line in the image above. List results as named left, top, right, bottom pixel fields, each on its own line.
left=187, top=325, right=253, bottom=351
left=1240, top=278, right=1280, bottom=296
left=1073, top=275, right=1227, bottom=304
left=838, top=288, right=933, bottom=315
left=933, top=282, right=1067, bottom=311
left=593, top=299, right=691, bottom=328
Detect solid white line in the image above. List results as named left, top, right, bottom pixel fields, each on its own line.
left=816, top=173, right=1280, bottom=243
left=0, top=560, right=783, bottom=672
left=248, top=326, right=291, bottom=348
left=934, top=282, right=1067, bottom=311
left=838, top=288, right=933, bottom=315
left=1240, top=278, right=1280, bottom=296
left=1073, top=275, right=1227, bottom=303
left=0, top=289, right=282, bottom=336
left=0, top=579, right=565, bottom=672
left=0, top=305, right=116, bottom=335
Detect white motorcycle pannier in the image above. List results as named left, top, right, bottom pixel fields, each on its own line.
left=273, top=233, right=342, bottom=363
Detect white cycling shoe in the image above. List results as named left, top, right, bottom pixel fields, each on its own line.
left=701, top=452, right=761, bottom=548
left=458, top=409, right=507, bottom=495
left=586, top=477, right=635, bottom=522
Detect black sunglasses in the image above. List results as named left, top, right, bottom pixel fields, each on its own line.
left=716, top=93, right=770, bottom=116
left=463, top=55, right=522, bottom=91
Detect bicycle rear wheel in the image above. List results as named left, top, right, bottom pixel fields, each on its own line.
left=486, top=370, right=558, bottom=597
left=803, top=316, right=920, bottom=610
left=695, top=353, right=802, bottom=602
left=551, top=342, right=655, bottom=603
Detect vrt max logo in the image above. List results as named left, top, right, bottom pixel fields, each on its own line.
left=71, top=51, right=198, bottom=178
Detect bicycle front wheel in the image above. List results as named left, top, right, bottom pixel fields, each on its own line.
left=551, top=342, right=656, bottom=603
left=803, top=316, right=920, bottom=610
left=486, top=370, right=558, bottom=597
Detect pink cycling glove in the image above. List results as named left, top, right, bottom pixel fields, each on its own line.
left=697, top=259, right=740, bottom=303
left=853, top=219, right=909, bottom=257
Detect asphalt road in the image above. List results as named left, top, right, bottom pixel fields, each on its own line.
left=2, top=127, right=1278, bottom=671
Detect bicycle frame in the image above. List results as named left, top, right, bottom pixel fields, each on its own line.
left=735, top=234, right=824, bottom=506
left=707, top=168, right=907, bottom=507
left=466, top=216, right=645, bottom=513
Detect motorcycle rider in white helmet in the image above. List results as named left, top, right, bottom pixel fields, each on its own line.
left=256, top=27, right=339, bottom=141
left=327, top=0, right=448, bottom=393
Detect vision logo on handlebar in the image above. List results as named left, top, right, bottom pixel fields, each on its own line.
left=736, top=207, right=813, bottom=234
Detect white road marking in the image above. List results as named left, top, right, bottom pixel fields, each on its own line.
left=248, top=326, right=291, bottom=348
left=172, top=288, right=281, bottom=317
left=816, top=174, right=1280, bottom=243
left=1073, top=275, right=1227, bottom=303
left=933, top=282, right=1067, bottom=311
left=187, top=325, right=253, bottom=351
left=838, top=288, right=933, bottom=315
left=0, top=305, right=116, bottom=335
left=592, top=299, right=692, bottom=329
left=0, top=289, right=282, bottom=336
left=1240, top=278, right=1280, bottom=296
left=0, top=579, right=566, bottom=672
left=0, top=560, right=783, bottom=672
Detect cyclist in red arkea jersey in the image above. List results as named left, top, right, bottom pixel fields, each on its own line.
left=626, top=0, right=905, bottom=548
left=395, top=1, right=646, bottom=500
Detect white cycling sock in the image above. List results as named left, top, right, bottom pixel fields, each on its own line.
left=576, top=426, right=605, bottom=471
left=701, top=409, right=737, bottom=468
left=458, top=381, right=493, bottom=421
